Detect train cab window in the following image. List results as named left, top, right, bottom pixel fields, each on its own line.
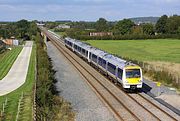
left=126, top=69, right=140, bottom=78
left=92, top=54, right=97, bottom=63
left=117, top=68, right=123, bottom=80
left=107, top=63, right=116, bottom=75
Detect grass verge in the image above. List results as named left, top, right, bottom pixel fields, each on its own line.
left=87, top=39, right=180, bottom=63
left=0, top=46, right=23, bottom=80
left=0, top=43, right=36, bottom=121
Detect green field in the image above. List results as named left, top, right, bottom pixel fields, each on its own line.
left=0, top=44, right=36, bottom=120
left=86, top=39, right=180, bottom=63
left=0, top=47, right=23, bottom=80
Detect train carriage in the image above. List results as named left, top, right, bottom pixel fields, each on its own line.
left=73, top=41, right=92, bottom=61
left=64, top=37, right=143, bottom=90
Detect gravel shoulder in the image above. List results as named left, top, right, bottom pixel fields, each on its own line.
left=47, top=42, right=116, bottom=121
left=143, top=78, right=180, bottom=115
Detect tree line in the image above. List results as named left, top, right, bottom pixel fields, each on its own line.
left=52, top=15, right=180, bottom=40
left=0, top=20, right=38, bottom=40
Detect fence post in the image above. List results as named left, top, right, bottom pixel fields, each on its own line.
left=176, top=76, right=180, bottom=85
left=2, top=103, right=4, bottom=113
left=5, top=98, right=7, bottom=106
left=0, top=110, right=3, bottom=119
left=16, top=92, right=24, bottom=121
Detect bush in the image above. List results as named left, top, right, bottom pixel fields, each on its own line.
left=36, top=32, right=74, bottom=120
left=66, top=32, right=180, bottom=40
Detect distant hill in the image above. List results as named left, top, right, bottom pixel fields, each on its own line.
left=129, top=17, right=160, bottom=25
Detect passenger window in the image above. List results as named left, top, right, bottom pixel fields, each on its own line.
left=108, top=63, right=116, bottom=75
left=98, top=57, right=102, bottom=65
left=118, top=68, right=123, bottom=80
left=92, top=54, right=97, bottom=63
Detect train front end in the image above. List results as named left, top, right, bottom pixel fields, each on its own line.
left=123, top=66, right=143, bottom=90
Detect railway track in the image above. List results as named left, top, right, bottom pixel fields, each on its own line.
left=41, top=28, right=179, bottom=121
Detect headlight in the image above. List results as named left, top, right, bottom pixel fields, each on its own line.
left=125, top=80, right=128, bottom=83
left=139, top=80, right=142, bottom=82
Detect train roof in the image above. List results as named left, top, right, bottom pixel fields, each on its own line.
left=90, top=47, right=108, bottom=57
left=65, top=37, right=92, bottom=50
left=65, top=37, right=76, bottom=43
left=65, top=37, right=138, bottom=69
left=75, top=41, right=92, bottom=50
left=104, top=54, right=127, bottom=69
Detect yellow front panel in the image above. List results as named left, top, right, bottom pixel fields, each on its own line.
left=125, top=66, right=141, bottom=70
left=126, top=78, right=140, bottom=84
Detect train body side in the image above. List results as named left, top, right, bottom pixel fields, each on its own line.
left=64, top=37, right=143, bottom=90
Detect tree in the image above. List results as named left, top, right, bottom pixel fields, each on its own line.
left=96, top=18, right=109, bottom=32
left=113, top=19, right=134, bottom=35
left=155, top=15, right=168, bottom=34
left=29, top=22, right=38, bottom=40
left=16, top=19, right=30, bottom=38
left=132, top=26, right=143, bottom=35
left=142, top=23, right=155, bottom=35
left=166, top=15, right=180, bottom=34
left=178, top=26, right=180, bottom=34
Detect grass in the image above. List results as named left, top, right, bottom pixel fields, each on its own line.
left=0, top=47, right=23, bottom=80
left=55, top=32, right=67, bottom=37
left=86, top=39, right=180, bottom=63
left=0, top=43, right=36, bottom=121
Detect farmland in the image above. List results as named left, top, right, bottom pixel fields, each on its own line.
left=86, top=39, right=180, bottom=63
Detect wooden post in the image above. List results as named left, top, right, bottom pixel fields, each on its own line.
left=5, top=98, right=7, bottom=106
left=148, top=65, right=150, bottom=71
left=2, top=103, right=4, bottom=113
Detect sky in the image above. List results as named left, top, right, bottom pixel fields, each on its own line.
left=0, top=0, right=179, bottom=21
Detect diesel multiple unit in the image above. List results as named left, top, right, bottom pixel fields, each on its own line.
left=64, top=37, right=143, bottom=90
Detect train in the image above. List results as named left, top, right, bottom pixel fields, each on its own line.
left=64, top=37, right=143, bottom=90
left=48, top=30, right=143, bottom=90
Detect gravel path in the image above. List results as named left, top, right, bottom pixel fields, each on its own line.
left=0, top=41, right=33, bottom=96
left=143, top=78, right=180, bottom=115
left=47, top=42, right=116, bottom=121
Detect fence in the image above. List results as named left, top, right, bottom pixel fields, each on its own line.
left=0, top=92, right=27, bottom=121
left=133, top=59, right=180, bottom=88
left=32, top=83, right=36, bottom=121
left=15, top=92, right=24, bottom=121
left=0, top=97, right=8, bottom=120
